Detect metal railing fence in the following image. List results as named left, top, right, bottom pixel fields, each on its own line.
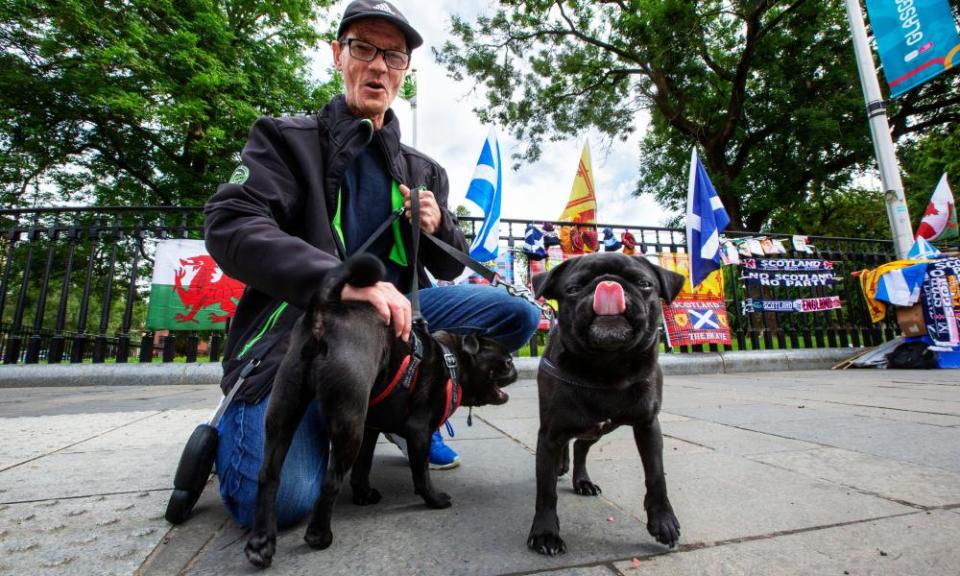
left=0, top=207, right=896, bottom=365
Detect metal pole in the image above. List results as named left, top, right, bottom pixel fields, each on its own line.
left=843, top=0, right=914, bottom=259
left=410, top=67, right=418, bottom=149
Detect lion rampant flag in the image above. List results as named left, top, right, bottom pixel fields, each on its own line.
left=558, top=141, right=598, bottom=253
left=146, top=239, right=245, bottom=331
left=559, top=141, right=597, bottom=223
left=916, top=174, right=958, bottom=242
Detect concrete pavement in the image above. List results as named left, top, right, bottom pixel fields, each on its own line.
left=1, top=368, right=958, bottom=575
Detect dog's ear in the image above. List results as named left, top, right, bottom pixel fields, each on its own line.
left=462, top=333, right=480, bottom=355
left=655, top=267, right=686, bottom=304
left=532, top=259, right=573, bottom=300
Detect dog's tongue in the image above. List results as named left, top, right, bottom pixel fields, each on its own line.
left=593, top=281, right=626, bottom=316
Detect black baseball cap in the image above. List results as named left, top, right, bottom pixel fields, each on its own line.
left=337, top=0, right=423, bottom=51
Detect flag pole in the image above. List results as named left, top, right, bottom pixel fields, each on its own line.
left=843, top=0, right=914, bottom=259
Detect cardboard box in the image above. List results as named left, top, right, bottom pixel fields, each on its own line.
left=896, top=304, right=926, bottom=337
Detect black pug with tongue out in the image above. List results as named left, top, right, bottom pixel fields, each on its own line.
left=528, top=252, right=685, bottom=556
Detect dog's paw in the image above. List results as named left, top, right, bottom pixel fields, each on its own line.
left=572, top=479, right=602, bottom=496
left=303, top=528, right=333, bottom=550
left=352, top=487, right=382, bottom=506
left=422, top=490, right=452, bottom=509
left=646, top=507, right=680, bottom=548
left=244, top=532, right=276, bottom=569
left=527, top=532, right=567, bottom=556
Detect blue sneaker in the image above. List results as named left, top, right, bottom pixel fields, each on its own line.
left=429, top=430, right=460, bottom=470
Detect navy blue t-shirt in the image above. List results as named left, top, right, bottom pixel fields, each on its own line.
left=340, top=143, right=404, bottom=286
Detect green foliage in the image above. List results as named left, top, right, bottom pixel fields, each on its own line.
left=0, top=0, right=341, bottom=208
left=400, top=72, right=417, bottom=102
left=765, top=187, right=891, bottom=239
left=454, top=203, right=473, bottom=238
left=436, top=0, right=958, bottom=234
left=899, top=124, right=960, bottom=230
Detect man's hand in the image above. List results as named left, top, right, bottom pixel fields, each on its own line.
left=341, top=281, right=411, bottom=342
left=401, top=184, right=441, bottom=235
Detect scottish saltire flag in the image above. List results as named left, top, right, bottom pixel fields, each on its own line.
left=864, top=0, right=960, bottom=98
left=686, top=148, right=730, bottom=289
left=466, top=127, right=502, bottom=262
left=908, top=236, right=942, bottom=259
left=916, top=174, right=957, bottom=242
left=875, top=262, right=930, bottom=305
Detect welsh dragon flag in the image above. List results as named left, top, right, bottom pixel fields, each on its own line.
left=916, top=174, right=958, bottom=242
left=146, top=239, right=245, bottom=331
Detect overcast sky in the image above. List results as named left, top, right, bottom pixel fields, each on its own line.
left=315, top=0, right=672, bottom=228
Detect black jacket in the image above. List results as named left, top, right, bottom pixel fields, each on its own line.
left=204, top=95, right=469, bottom=402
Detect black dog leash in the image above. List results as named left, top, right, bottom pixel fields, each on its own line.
left=210, top=305, right=299, bottom=426
left=346, top=183, right=554, bottom=321
left=420, top=232, right=554, bottom=320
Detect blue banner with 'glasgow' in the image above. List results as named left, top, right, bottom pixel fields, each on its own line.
left=864, top=0, right=960, bottom=98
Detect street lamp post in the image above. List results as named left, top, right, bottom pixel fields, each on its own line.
left=843, top=0, right=914, bottom=259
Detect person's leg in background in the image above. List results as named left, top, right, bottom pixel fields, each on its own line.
left=216, top=396, right=329, bottom=529
left=419, top=283, right=541, bottom=351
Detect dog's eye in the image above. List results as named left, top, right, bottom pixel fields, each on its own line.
left=565, top=285, right=580, bottom=295
left=638, top=281, right=654, bottom=292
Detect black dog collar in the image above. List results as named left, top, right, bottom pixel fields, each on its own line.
left=540, top=357, right=641, bottom=391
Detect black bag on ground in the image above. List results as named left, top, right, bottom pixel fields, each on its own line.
left=886, top=341, right=938, bottom=369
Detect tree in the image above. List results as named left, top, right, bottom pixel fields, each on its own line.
left=0, top=0, right=341, bottom=208
left=436, top=0, right=958, bottom=233
left=900, top=123, right=960, bottom=227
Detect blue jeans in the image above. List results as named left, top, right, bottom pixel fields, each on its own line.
left=216, top=283, right=540, bottom=528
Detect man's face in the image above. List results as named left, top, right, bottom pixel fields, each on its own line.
left=332, top=19, right=409, bottom=129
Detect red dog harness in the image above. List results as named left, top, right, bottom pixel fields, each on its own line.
left=367, top=333, right=461, bottom=428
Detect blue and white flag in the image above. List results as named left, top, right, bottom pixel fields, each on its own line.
left=907, top=236, right=942, bottom=259
left=466, top=127, right=502, bottom=262
left=686, top=147, right=730, bottom=288
left=875, top=262, right=930, bottom=306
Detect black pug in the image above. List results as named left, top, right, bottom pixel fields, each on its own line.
left=245, top=254, right=517, bottom=568
left=527, top=252, right=685, bottom=555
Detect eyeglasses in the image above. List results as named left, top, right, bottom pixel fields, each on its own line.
left=343, top=38, right=410, bottom=70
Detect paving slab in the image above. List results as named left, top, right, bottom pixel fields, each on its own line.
left=748, top=447, right=960, bottom=508
left=661, top=419, right=822, bottom=456
left=532, top=568, right=618, bottom=576
left=615, top=510, right=960, bottom=576
left=0, top=411, right=159, bottom=471
left=738, top=415, right=960, bottom=473
left=583, top=451, right=913, bottom=546
left=0, top=385, right=219, bottom=418
left=0, top=490, right=170, bottom=576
